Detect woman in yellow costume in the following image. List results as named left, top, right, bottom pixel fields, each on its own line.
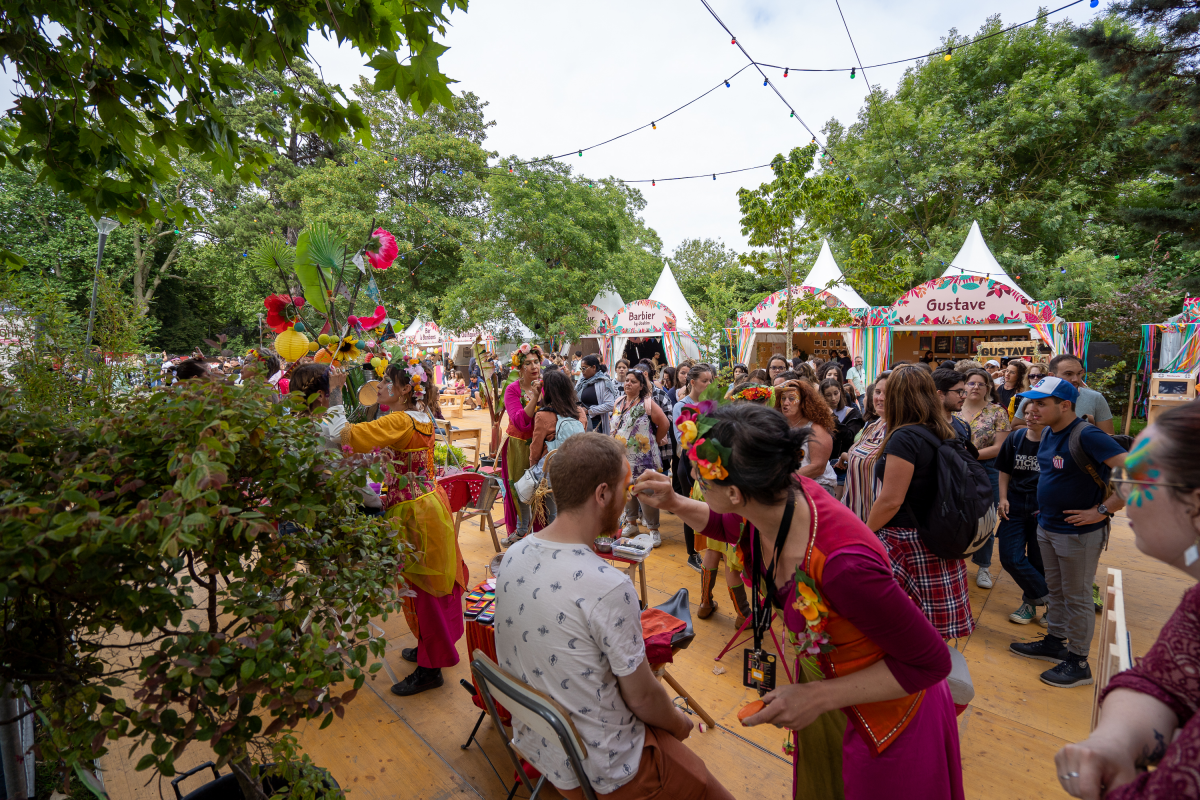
left=315, top=359, right=468, bottom=697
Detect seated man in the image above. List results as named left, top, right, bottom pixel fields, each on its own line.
left=494, top=433, right=732, bottom=800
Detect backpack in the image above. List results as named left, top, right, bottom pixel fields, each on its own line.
left=1067, top=421, right=1133, bottom=494
left=898, top=425, right=997, bottom=560
left=514, top=414, right=586, bottom=504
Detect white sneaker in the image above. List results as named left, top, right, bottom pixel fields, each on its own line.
left=976, top=569, right=994, bottom=589
left=621, top=523, right=639, bottom=538
left=649, top=530, right=661, bottom=548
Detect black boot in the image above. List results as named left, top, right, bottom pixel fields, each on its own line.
left=391, top=666, right=444, bottom=696
left=401, top=646, right=419, bottom=664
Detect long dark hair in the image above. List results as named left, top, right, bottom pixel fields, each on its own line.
left=819, top=377, right=846, bottom=411
left=383, top=361, right=434, bottom=415
left=539, top=369, right=582, bottom=419
left=704, top=404, right=811, bottom=504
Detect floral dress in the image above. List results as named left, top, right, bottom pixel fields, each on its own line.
left=611, top=397, right=662, bottom=477
left=954, top=403, right=1010, bottom=452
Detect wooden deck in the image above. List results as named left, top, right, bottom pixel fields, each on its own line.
left=100, top=405, right=1194, bottom=800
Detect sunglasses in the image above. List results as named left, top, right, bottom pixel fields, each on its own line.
left=1110, top=466, right=1189, bottom=503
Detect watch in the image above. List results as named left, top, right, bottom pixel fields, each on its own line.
left=1098, top=504, right=1113, bottom=518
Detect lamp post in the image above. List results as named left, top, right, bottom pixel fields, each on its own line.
left=83, top=217, right=120, bottom=385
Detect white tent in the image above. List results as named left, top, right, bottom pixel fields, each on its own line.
left=940, top=220, right=1031, bottom=300
left=801, top=240, right=869, bottom=309
left=590, top=289, right=624, bottom=319
left=648, top=264, right=698, bottom=332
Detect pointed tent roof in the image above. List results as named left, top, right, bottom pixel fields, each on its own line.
left=801, top=240, right=868, bottom=309
left=940, top=220, right=1031, bottom=300
left=590, top=289, right=624, bottom=319
left=648, top=264, right=697, bottom=331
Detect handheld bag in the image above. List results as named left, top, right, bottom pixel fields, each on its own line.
left=901, top=425, right=997, bottom=560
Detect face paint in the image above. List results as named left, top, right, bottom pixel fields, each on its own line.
left=1124, top=437, right=1160, bottom=508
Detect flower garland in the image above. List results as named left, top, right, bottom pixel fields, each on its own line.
left=786, top=567, right=834, bottom=656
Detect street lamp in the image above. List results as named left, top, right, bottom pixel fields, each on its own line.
left=82, top=217, right=119, bottom=386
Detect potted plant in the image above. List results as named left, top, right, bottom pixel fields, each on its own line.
left=0, top=376, right=408, bottom=800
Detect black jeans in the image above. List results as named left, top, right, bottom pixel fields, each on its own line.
left=996, top=492, right=1048, bottom=603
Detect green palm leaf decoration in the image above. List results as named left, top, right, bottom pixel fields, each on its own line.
left=248, top=237, right=294, bottom=274
left=293, top=222, right=345, bottom=314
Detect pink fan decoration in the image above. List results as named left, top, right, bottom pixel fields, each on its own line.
left=365, top=228, right=399, bottom=270
left=349, top=306, right=386, bottom=330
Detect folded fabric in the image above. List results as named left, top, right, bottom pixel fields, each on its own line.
left=641, top=608, right=686, bottom=665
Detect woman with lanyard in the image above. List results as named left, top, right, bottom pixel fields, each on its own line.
left=499, top=344, right=545, bottom=548
left=611, top=367, right=669, bottom=543
left=633, top=403, right=961, bottom=800
left=953, top=367, right=1011, bottom=589
left=839, top=371, right=891, bottom=523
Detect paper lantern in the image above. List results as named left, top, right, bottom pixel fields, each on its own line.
left=314, top=348, right=333, bottom=364
left=275, top=328, right=310, bottom=362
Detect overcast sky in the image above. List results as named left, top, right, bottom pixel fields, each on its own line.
left=4, top=0, right=1101, bottom=254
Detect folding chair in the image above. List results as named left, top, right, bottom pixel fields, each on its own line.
left=451, top=472, right=503, bottom=552
left=470, top=650, right=598, bottom=800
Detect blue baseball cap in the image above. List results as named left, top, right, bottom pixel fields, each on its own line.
left=1018, top=376, right=1079, bottom=404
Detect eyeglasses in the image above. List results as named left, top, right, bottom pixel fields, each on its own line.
left=965, top=382, right=988, bottom=389
left=1110, top=466, right=1190, bottom=503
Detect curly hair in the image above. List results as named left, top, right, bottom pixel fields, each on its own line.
left=778, top=379, right=837, bottom=432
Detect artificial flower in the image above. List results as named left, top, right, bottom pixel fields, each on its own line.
left=333, top=336, right=361, bottom=362
left=792, top=583, right=827, bottom=622
left=263, top=294, right=305, bottom=333
left=678, top=419, right=698, bottom=447
left=365, top=228, right=399, bottom=270
left=733, top=385, right=772, bottom=402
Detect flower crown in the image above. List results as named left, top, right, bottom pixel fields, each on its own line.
left=731, top=384, right=772, bottom=403
left=511, top=342, right=537, bottom=369
left=676, top=384, right=734, bottom=481
left=402, top=356, right=427, bottom=398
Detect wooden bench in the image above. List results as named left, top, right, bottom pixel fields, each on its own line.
left=1092, top=567, right=1132, bottom=730
left=439, top=393, right=465, bottom=419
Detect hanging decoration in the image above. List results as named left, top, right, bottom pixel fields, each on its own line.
left=365, top=228, right=399, bottom=270
left=274, top=327, right=310, bottom=362
left=263, top=294, right=306, bottom=333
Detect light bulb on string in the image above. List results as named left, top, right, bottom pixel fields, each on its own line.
left=731, top=37, right=736, bottom=44
left=725, top=80, right=730, bottom=88
left=850, top=67, right=856, bottom=79
left=578, top=150, right=582, bottom=157
left=652, top=121, right=656, bottom=130
left=763, top=78, right=768, bottom=86
left=712, top=174, right=716, bottom=181
left=784, top=68, right=789, bottom=78
left=944, top=48, right=953, bottom=61
left=652, top=180, right=656, bottom=187
left=790, top=111, right=794, bottom=118
left=1090, top=0, right=1098, bottom=5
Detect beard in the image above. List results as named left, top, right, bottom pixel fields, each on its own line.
left=601, top=490, right=624, bottom=537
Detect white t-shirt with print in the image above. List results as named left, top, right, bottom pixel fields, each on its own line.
left=494, top=536, right=646, bottom=792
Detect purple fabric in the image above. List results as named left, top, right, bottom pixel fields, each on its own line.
left=411, top=585, right=465, bottom=668
left=498, top=381, right=541, bottom=536
left=820, top=545, right=951, bottom=695
left=842, top=680, right=964, bottom=800
left=504, top=380, right=534, bottom=435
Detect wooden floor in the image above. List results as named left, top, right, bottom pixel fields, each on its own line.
left=100, top=405, right=1195, bottom=800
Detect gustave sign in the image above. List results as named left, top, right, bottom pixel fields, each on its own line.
left=977, top=341, right=1036, bottom=359
left=892, top=277, right=1031, bottom=325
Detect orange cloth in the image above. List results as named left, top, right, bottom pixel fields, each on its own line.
left=640, top=608, right=686, bottom=665
left=557, top=726, right=734, bottom=800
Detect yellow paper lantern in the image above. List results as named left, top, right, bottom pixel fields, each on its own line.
left=275, top=327, right=310, bottom=362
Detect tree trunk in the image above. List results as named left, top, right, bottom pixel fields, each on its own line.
left=785, top=266, right=795, bottom=361
left=229, top=747, right=270, bottom=800
left=0, top=684, right=30, bottom=800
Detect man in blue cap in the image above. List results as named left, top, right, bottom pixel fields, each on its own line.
left=1008, top=376, right=1127, bottom=688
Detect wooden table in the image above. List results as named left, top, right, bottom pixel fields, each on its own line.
left=593, top=547, right=648, bottom=610
left=446, top=427, right=482, bottom=467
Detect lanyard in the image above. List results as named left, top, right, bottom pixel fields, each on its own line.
left=750, top=489, right=795, bottom=652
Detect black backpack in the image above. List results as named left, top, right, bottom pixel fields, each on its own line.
left=899, top=425, right=997, bottom=560
left=1067, top=421, right=1134, bottom=495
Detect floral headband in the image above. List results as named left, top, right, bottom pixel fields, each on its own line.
left=731, top=384, right=773, bottom=403
left=402, top=356, right=427, bottom=398
left=511, top=342, right=540, bottom=368
left=676, top=384, right=734, bottom=481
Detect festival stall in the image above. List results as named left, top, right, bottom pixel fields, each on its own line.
left=609, top=265, right=700, bottom=367
left=1134, top=297, right=1200, bottom=422
left=729, top=241, right=867, bottom=368
left=568, top=289, right=623, bottom=361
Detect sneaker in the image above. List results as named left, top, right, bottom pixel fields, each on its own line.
left=1008, top=603, right=1036, bottom=625
left=391, top=666, right=444, bottom=696
left=1009, top=633, right=1068, bottom=663
left=649, top=530, right=662, bottom=548
left=1039, top=657, right=1093, bottom=689
left=976, top=569, right=994, bottom=589
left=501, top=531, right=524, bottom=548
left=621, top=522, right=639, bottom=537
left=1037, top=613, right=1049, bottom=628
left=686, top=553, right=703, bottom=572
left=401, top=647, right=419, bottom=664
left=1093, top=582, right=1103, bottom=613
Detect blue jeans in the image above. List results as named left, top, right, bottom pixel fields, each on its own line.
left=972, top=458, right=1000, bottom=568
left=996, top=493, right=1048, bottom=602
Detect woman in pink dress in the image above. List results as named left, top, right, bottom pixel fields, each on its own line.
left=498, top=344, right=544, bottom=547
left=1056, top=400, right=1200, bottom=799
left=634, top=402, right=963, bottom=800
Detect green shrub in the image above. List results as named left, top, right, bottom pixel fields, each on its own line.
left=0, top=378, right=407, bottom=799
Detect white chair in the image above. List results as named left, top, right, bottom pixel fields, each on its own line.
left=469, top=650, right=598, bottom=800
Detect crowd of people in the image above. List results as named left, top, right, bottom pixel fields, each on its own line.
left=186, top=338, right=1196, bottom=800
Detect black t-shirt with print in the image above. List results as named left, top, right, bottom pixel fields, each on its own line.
left=995, top=427, right=1041, bottom=498
left=874, top=425, right=939, bottom=529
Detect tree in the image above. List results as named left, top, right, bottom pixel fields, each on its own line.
left=0, top=0, right=467, bottom=226
left=441, top=162, right=660, bottom=343
left=738, top=144, right=864, bottom=358
left=669, top=238, right=773, bottom=360
left=1073, top=1, right=1200, bottom=245
left=819, top=14, right=1184, bottom=304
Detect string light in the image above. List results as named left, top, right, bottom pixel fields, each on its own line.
left=1090, top=0, right=1098, bottom=5
left=731, top=37, right=736, bottom=45
left=944, top=48, right=953, bottom=61
left=652, top=180, right=656, bottom=186
left=850, top=67, right=856, bottom=79
left=712, top=174, right=716, bottom=180
left=578, top=150, right=582, bottom=156
left=783, top=68, right=788, bottom=77
left=652, top=121, right=656, bottom=130
left=763, top=78, right=768, bottom=86
left=725, top=80, right=730, bottom=88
